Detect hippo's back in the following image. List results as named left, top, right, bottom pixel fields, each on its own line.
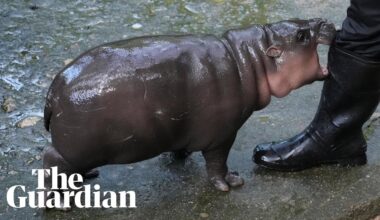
left=50, top=34, right=232, bottom=110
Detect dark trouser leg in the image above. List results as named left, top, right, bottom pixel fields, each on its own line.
left=336, top=0, right=380, bottom=59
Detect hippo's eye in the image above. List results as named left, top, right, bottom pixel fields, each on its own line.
left=296, top=29, right=310, bottom=42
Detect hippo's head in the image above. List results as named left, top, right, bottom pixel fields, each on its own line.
left=264, top=18, right=336, bottom=97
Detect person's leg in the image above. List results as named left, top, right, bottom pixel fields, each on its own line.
left=253, top=0, right=380, bottom=171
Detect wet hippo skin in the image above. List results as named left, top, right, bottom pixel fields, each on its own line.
left=43, top=18, right=335, bottom=191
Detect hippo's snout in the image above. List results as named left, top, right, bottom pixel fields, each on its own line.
left=316, top=22, right=336, bottom=45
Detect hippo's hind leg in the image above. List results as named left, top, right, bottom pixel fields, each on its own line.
left=42, top=147, right=99, bottom=210
left=202, top=135, right=244, bottom=192
left=43, top=147, right=99, bottom=188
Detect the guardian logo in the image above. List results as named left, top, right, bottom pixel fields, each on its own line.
left=6, top=167, right=136, bottom=209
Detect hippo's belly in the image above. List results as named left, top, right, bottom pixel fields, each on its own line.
left=49, top=35, right=245, bottom=166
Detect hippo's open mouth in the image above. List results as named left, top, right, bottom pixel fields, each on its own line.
left=316, top=22, right=336, bottom=45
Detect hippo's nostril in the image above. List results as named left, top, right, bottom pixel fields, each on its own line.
left=316, top=22, right=336, bottom=45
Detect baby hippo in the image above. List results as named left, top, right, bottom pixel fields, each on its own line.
left=43, top=18, right=335, bottom=191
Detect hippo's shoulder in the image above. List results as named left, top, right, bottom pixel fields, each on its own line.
left=222, top=25, right=266, bottom=44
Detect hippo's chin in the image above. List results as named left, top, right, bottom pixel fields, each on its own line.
left=271, top=89, right=291, bottom=98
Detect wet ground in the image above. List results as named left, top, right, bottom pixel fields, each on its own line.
left=1, top=0, right=380, bottom=219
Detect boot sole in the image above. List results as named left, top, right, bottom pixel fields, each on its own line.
left=324, top=153, right=367, bottom=167
left=256, top=153, right=367, bottom=172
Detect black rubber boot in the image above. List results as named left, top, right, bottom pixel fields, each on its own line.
left=253, top=45, right=380, bottom=171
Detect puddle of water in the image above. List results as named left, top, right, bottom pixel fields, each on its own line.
left=1, top=75, right=24, bottom=91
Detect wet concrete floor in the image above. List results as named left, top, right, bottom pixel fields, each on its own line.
left=2, top=0, right=380, bottom=219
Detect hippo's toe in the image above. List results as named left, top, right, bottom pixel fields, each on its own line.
left=225, top=171, right=244, bottom=187
left=210, top=176, right=230, bottom=192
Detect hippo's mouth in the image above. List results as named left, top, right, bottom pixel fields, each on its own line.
left=316, top=22, right=336, bottom=45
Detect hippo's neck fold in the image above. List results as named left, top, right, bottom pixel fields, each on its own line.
left=222, top=25, right=276, bottom=113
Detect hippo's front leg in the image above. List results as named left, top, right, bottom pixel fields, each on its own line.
left=202, top=135, right=244, bottom=191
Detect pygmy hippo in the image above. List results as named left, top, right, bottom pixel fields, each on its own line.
left=43, top=18, right=335, bottom=191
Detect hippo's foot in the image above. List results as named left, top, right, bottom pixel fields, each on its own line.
left=47, top=197, right=72, bottom=212
left=208, top=172, right=244, bottom=191
left=41, top=189, right=73, bottom=211
left=225, top=171, right=244, bottom=187
left=210, top=176, right=230, bottom=192
left=43, top=147, right=93, bottom=210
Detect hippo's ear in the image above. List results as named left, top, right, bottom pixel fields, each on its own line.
left=265, top=45, right=283, bottom=58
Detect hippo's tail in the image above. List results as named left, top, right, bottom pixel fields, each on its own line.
left=44, top=86, right=54, bottom=131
